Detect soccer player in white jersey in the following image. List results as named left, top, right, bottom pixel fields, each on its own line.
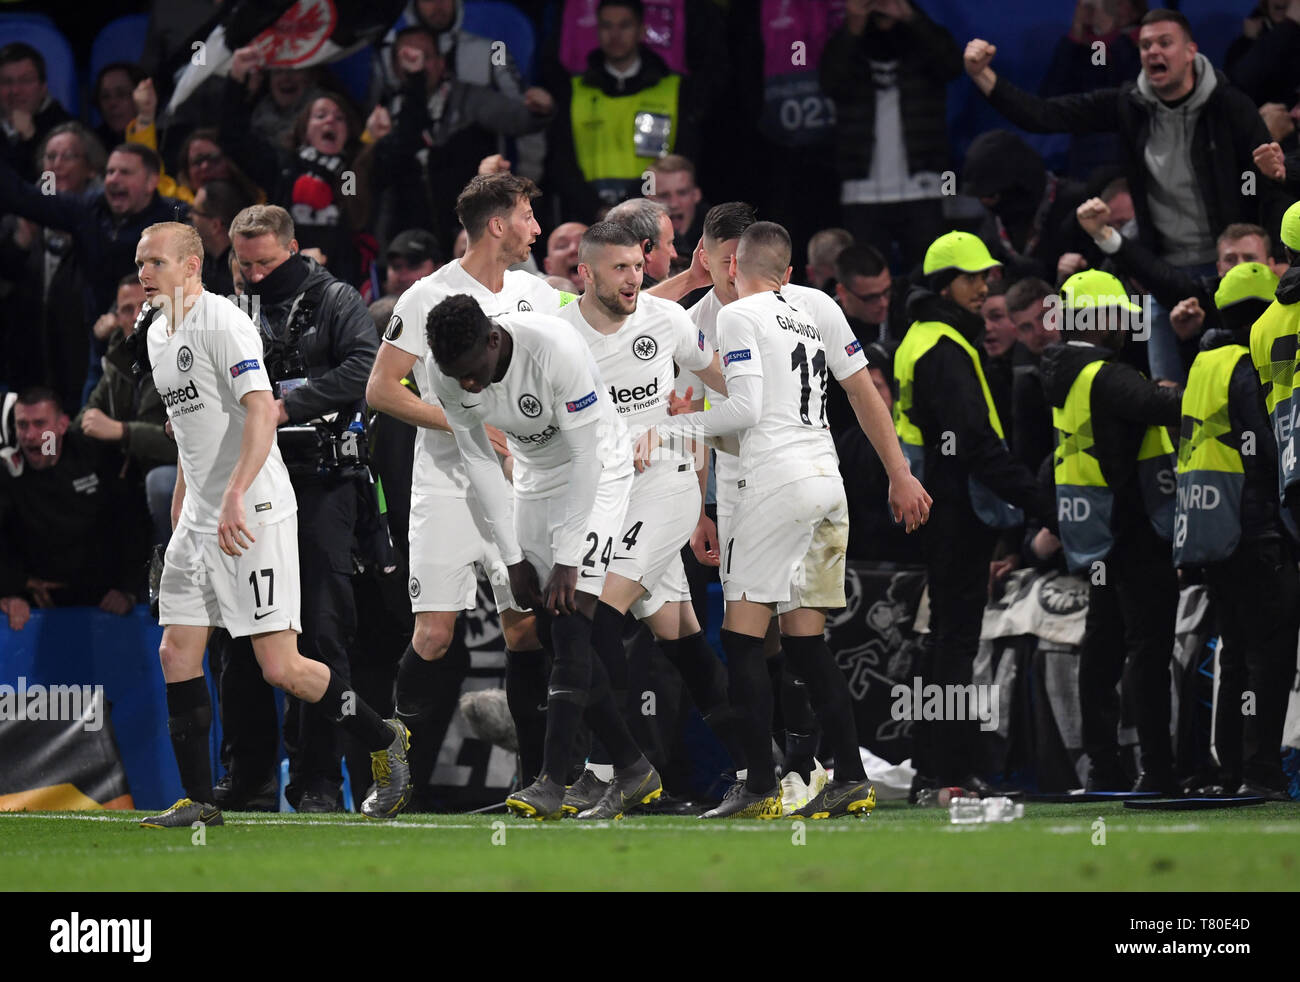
left=675, top=203, right=828, bottom=810
left=650, top=221, right=932, bottom=818
left=555, top=222, right=749, bottom=811
left=425, top=294, right=663, bottom=821
left=365, top=174, right=568, bottom=814
left=136, top=223, right=409, bottom=828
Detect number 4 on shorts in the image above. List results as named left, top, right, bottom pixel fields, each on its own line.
left=623, top=521, right=643, bottom=551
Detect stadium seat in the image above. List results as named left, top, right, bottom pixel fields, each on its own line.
left=1177, top=0, right=1241, bottom=72
left=88, top=14, right=150, bottom=93
left=0, top=12, right=79, bottom=116
left=325, top=45, right=374, bottom=107
left=460, top=1, right=536, bottom=84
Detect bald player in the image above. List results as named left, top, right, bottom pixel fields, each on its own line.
left=136, top=221, right=409, bottom=828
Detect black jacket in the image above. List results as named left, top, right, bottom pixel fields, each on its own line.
left=818, top=4, right=961, bottom=182
left=253, top=255, right=379, bottom=425
left=219, top=79, right=371, bottom=286
left=983, top=67, right=1283, bottom=261
left=1226, top=16, right=1300, bottom=107
left=2, top=98, right=72, bottom=183
left=1088, top=232, right=1220, bottom=374
left=375, top=70, right=551, bottom=251
left=0, top=431, right=148, bottom=602
left=0, top=153, right=187, bottom=317
left=904, top=287, right=1045, bottom=522
left=1010, top=343, right=1054, bottom=475
left=1040, top=341, right=1182, bottom=543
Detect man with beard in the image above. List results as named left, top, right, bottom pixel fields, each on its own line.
left=365, top=173, right=569, bottom=814
left=553, top=221, right=744, bottom=816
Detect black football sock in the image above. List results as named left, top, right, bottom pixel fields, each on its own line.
left=166, top=677, right=214, bottom=804
left=540, top=612, right=593, bottom=782
left=319, top=667, right=393, bottom=751
left=591, top=601, right=630, bottom=698
left=583, top=651, right=643, bottom=771
left=660, top=631, right=747, bottom=770
left=506, top=647, right=549, bottom=787
left=782, top=635, right=866, bottom=782
left=394, top=643, right=439, bottom=721
left=721, top=629, right=776, bottom=794
left=780, top=658, right=820, bottom=783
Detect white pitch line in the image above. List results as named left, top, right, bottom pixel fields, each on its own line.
left=0, top=813, right=870, bottom=833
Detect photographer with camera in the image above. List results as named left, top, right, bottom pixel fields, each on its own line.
left=212, top=204, right=381, bottom=812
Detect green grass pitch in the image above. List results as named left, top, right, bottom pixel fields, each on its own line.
left=3, top=802, right=1299, bottom=891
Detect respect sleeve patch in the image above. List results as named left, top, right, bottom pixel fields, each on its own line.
left=723, top=349, right=751, bottom=367
left=230, top=359, right=260, bottom=378
left=698, top=330, right=706, bottom=351
left=565, top=391, right=598, bottom=412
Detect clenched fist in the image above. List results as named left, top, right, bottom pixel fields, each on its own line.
left=1254, top=142, right=1286, bottom=183
left=964, top=39, right=996, bottom=78
left=1170, top=297, right=1205, bottom=341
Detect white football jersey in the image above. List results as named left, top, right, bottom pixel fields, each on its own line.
left=559, top=293, right=711, bottom=477
left=433, top=312, right=632, bottom=499
left=683, top=288, right=742, bottom=495
left=386, top=260, right=565, bottom=497
left=716, top=288, right=867, bottom=494
left=147, top=291, right=296, bottom=532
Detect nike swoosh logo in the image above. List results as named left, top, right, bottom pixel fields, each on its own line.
left=579, top=571, right=602, bottom=578
left=824, top=787, right=861, bottom=807
left=547, top=688, right=576, bottom=698
left=461, top=402, right=480, bottom=409
left=252, top=609, right=278, bottom=620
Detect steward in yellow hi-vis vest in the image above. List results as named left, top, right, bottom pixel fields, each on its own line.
left=1250, top=201, right=1300, bottom=539
left=893, top=231, right=1045, bottom=795
left=550, top=2, right=695, bottom=217
left=1039, top=269, right=1182, bottom=794
left=1182, top=261, right=1299, bottom=797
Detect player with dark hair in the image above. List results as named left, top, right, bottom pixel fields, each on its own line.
left=650, top=221, right=931, bottom=818
left=424, top=293, right=663, bottom=820
left=365, top=172, right=569, bottom=815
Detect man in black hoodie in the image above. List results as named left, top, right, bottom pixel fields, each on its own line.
left=961, top=129, right=1088, bottom=285
left=211, top=204, right=380, bottom=812
left=965, top=9, right=1284, bottom=385
left=1041, top=269, right=1182, bottom=792
left=893, top=231, right=1045, bottom=797
left=546, top=0, right=699, bottom=222
left=1174, top=261, right=1297, bottom=800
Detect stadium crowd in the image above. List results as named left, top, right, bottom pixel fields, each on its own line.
left=2, top=0, right=1299, bottom=815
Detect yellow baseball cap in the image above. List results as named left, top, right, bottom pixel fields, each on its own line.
left=1214, top=261, right=1278, bottom=310
left=1060, top=269, right=1141, bottom=312
left=1281, top=200, right=1300, bottom=252
left=922, top=231, right=1001, bottom=276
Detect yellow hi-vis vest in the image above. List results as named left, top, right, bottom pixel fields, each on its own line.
left=1173, top=344, right=1249, bottom=565
left=1052, top=358, right=1177, bottom=572
left=893, top=320, right=1023, bottom=528
left=570, top=74, right=681, bottom=188
left=1249, top=298, right=1300, bottom=517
